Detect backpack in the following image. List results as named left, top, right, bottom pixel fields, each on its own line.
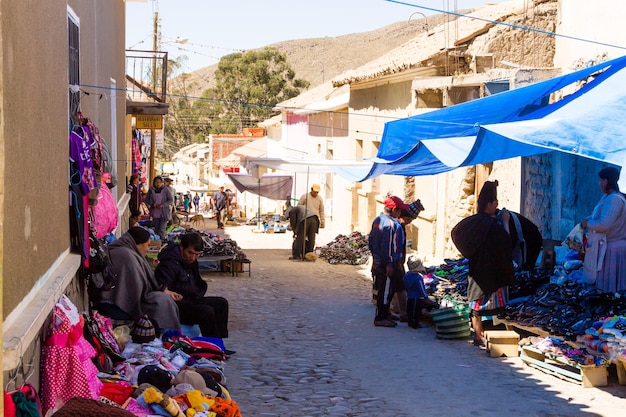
left=82, top=313, right=125, bottom=373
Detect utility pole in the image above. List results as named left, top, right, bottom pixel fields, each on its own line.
left=149, top=11, right=159, bottom=184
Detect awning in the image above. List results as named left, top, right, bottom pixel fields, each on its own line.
left=227, top=173, right=293, bottom=200
left=244, top=157, right=374, bottom=182
left=362, top=55, right=626, bottom=183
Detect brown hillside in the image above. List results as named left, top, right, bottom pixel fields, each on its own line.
left=178, top=13, right=453, bottom=98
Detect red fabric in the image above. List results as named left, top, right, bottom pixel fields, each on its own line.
left=100, top=382, right=134, bottom=405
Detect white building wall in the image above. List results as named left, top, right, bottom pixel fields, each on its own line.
left=555, top=0, right=626, bottom=69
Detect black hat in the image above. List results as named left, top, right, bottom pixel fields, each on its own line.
left=128, top=227, right=151, bottom=245
left=478, top=180, right=499, bottom=207
left=137, top=365, right=173, bottom=393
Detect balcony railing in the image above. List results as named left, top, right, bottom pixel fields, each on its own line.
left=125, top=50, right=169, bottom=103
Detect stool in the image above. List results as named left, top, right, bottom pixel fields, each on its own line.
left=230, top=259, right=251, bottom=277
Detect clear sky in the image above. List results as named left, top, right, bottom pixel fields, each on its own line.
left=126, top=0, right=507, bottom=72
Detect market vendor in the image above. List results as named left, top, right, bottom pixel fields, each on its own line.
left=580, top=166, right=626, bottom=292
left=451, top=180, right=515, bottom=347
left=98, top=227, right=181, bottom=333
left=155, top=231, right=232, bottom=346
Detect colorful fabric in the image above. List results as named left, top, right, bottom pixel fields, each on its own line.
left=69, top=127, right=97, bottom=195
left=469, top=283, right=508, bottom=316
left=41, top=295, right=103, bottom=415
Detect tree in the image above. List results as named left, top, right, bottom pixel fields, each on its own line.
left=205, top=47, right=310, bottom=133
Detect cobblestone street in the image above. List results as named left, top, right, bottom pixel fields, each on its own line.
left=203, top=225, right=626, bottom=417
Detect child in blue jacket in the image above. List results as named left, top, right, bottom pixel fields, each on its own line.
left=403, top=255, right=429, bottom=329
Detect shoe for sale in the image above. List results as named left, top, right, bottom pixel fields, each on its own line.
left=374, top=319, right=398, bottom=327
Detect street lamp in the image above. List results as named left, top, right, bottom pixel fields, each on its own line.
left=408, top=11, right=429, bottom=35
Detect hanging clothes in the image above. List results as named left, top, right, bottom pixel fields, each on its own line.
left=40, top=295, right=103, bottom=415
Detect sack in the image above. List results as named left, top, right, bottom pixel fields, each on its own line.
left=564, top=223, right=585, bottom=252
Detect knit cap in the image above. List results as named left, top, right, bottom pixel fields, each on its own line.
left=131, top=315, right=156, bottom=344
left=407, top=255, right=425, bottom=273
left=407, top=199, right=425, bottom=218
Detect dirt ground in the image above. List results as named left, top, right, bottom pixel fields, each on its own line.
left=193, top=219, right=626, bottom=417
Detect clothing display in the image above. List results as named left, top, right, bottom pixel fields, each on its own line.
left=40, top=296, right=103, bottom=415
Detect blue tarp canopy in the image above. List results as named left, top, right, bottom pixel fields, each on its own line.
left=362, top=55, right=626, bottom=184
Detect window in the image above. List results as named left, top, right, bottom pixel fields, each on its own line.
left=68, top=8, right=80, bottom=115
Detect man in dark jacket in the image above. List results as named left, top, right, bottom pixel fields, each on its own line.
left=155, top=232, right=231, bottom=343
left=285, top=204, right=320, bottom=260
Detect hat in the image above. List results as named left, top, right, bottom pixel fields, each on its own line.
left=477, top=180, right=499, bottom=206
left=163, top=177, right=172, bottom=182
left=131, top=315, right=157, bottom=343
left=172, top=370, right=219, bottom=397
left=384, top=195, right=409, bottom=210
left=128, top=227, right=151, bottom=245
left=407, top=199, right=425, bottom=218
left=407, top=255, right=425, bottom=273
left=311, top=184, right=321, bottom=192
left=137, top=365, right=173, bottom=393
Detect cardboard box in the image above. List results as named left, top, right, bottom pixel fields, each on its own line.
left=485, top=330, right=520, bottom=357
left=616, top=357, right=626, bottom=386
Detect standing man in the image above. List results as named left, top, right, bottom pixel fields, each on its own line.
left=298, top=184, right=325, bottom=228
left=368, top=196, right=409, bottom=327
left=285, top=205, right=320, bottom=260
left=211, top=186, right=229, bottom=229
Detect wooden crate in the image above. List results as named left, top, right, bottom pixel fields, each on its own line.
left=521, top=346, right=608, bottom=388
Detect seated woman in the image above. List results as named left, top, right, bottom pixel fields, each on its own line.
left=97, top=227, right=181, bottom=333
left=155, top=232, right=230, bottom=342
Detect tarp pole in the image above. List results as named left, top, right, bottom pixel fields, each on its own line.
left=257, top=176, right=263, bottom=232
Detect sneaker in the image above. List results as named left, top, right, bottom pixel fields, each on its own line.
left=374, top=319, right=398, bottom=327
left=387, top=314, right=400, bottom=321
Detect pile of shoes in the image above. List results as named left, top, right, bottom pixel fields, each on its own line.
left=318, top=232, right=370, bottom=265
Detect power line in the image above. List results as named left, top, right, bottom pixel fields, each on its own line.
left=385, top=0, right=626, bottom=51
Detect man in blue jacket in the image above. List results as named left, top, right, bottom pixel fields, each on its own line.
left=368, top=196, right=409, bottom=327
left=155, top=231, right=231, bottom=345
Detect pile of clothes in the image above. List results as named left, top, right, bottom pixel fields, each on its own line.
left=318, top=232, right=370, bottom=265
left=165, top=227, right=245, bottom=258
left=35, top=296, right=241, bottom=417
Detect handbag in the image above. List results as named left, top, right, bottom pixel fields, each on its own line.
left=563, top=223, right=585, bottom=252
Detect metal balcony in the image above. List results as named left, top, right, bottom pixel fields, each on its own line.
left=125, top=49, right=170, bottom=115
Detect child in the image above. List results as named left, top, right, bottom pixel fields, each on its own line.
left=404, top=255, right=429, bottom=329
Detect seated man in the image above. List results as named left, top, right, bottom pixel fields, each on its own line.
left=155, top=232, right=232, bottom=346
left=285, top=204, right=319, bottom=260
left=98, top=227, right=180, bottom=333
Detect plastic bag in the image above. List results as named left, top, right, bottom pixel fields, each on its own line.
left=563, top=223, right=585, bottom=252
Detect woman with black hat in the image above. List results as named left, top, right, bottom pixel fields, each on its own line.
left=580, top=166, right=626, bottom=292
left=451, top=180, right=515, bottom=346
